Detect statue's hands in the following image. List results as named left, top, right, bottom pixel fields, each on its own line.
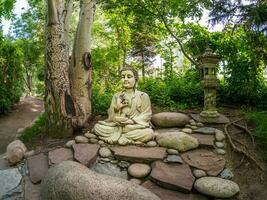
left=120, top=119, right=134, bottom=125
left=114, top=116, right=128, bottom=123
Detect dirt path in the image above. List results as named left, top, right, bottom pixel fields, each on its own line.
left=0, top=96, right=44, bottom=154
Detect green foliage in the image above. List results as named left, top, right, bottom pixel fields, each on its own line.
left=19, top=112, right=46, bottom=143
left=0, top=34, right=24, bottom=113
left=0, top=0, right=15, bottom=20
left=246, top=111, right=267, bottom=160
left=138, top=69, right=203, bottom=109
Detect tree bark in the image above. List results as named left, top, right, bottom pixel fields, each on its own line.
left=45, top=0, right=74, bottom=137
left=69, top=0, right=96, bottom=127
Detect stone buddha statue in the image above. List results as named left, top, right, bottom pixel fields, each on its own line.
left=93, top=67, right=154, bottom=145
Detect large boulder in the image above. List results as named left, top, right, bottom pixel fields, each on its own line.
left=151, top=112, right=190, bottom=128
left=40, top=161, right=160, bottom=200
left=156, top=131, right=199, bottom=152
left=6, top=140, right=27, bottom=165
left=194, top=177, right=240, bottom=198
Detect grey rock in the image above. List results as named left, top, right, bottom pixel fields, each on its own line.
left=118, top=160, right=131, bottom=168
left=215, top=130, right=225, bottom=141
left=99, top=157, right=111, bottom=162
left=89, top=138, right=98, bottom=144
left=189, top=119, right=195, bottom=124
left=193, top=169, right=207, bottom=178
left=216, top=149, right=226, bottom=155
left=146, top=141, right=157, bottom=147
left=6, top=140, right=27, bottom=165
left=99, top=147, right=112, bottom=158
left=0, top=168, right=22, bottom=198
left=156, top=131, right=199, bottom=152
left=40, top=161, right=160, bottom=200
left=190, top=126, right=198, bottom=130
left=110, top=159, right=118, bottom=164
left=98, top=140, right=105, bottom=145
left=181, top=128, right=192, bottom=134
left=92, top=162, right=128, bottom=179
left=166, top=149, right=179, bottom=155
left=220, top=168, right=234, bottom=180
left=190, top=121, right=197, bottom=126
left=196, top=122, right=204, bottom=127
left=194, top=127, right=216, bottom=135
left=84, top=132, right=97, bottom=139
left=65, top=140, right=75, bottom=148
left=215, top=142, right=224, bottom=148
left=128, top=163, right=151, bottom=178
left=75, top=136, right=89, bottom=143
left=151, top=112, right=190, bottom=128
left=194, top=177, right=240, bottom=198
left=164, top=155, right=183, bottom=164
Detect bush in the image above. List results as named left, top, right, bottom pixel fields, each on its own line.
left=138, top=69, right=203, bottom=109
left=245, top=111, right=267, bottom=160
left=0, top=36, right=24, bottom=114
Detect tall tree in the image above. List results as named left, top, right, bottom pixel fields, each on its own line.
left=45, top=0, right=96, bottom=136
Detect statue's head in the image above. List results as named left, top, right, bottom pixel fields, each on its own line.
left=120, top=66, right=138, bottom=89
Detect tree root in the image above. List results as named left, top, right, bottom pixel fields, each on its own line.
left=233, top=122, right=255, bottom=147
left=224, top=121, right=264, bottom=171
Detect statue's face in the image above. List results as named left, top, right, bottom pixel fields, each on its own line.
left=121, top=70, right=136, bottom=89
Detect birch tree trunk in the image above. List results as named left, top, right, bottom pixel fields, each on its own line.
left=45, top=0, right=74, bottom=137
left=69, top=0, right=96, bottom=127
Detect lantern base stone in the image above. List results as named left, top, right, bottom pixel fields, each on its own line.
left=190, top=113, right=230, bottom=124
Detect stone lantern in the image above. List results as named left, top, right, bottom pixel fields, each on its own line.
left=191, top=47, right=229, bottom=124
left=199, top=47, right=220, bottom=118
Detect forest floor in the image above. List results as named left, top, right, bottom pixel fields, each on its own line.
left=0, top=96, right=44, bottom=154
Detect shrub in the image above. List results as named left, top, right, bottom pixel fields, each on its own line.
left=0, top=36, right=24, bottom=114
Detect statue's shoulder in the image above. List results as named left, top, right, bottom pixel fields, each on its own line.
left=135, top=90, right=149, bottom=98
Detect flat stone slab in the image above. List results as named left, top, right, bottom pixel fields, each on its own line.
left=150, top=161, right=195, bottom=193
left=24, top=176, right=40, bottom=200
left=73, top=144, right=100, bottom=167
left=27, top=153, right=49, bottom=183
left=191, top=134, right=215, bottom=147
left=92, top=162, right=128, bottom=179
left=142, top=180, right=208, bottom=200
left=0, top=154, right=9, bottom=170
left=48, top=147, right=73, bottom=165
left=0, top=168, right=22, bottom=198
left=193, top=127, right=216, bottom=134
left=181, top=149, right=225, bottom=176
left=190, top=113, right=230, bottom=124
left=111, top=146, right=167, bottom=163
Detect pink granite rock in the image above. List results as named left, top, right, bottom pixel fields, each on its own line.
left=48, top=148, right=73, bottom=165
left=72, top=144, right=100, bottom=167
left=150, top=161, right=195, bottom=193
left=111, top=146, right=167, bottom=163
left=181, top=149, right=225, bottom=176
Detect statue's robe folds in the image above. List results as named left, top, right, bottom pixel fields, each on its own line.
left=94, top=90, right=154, bottom=144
